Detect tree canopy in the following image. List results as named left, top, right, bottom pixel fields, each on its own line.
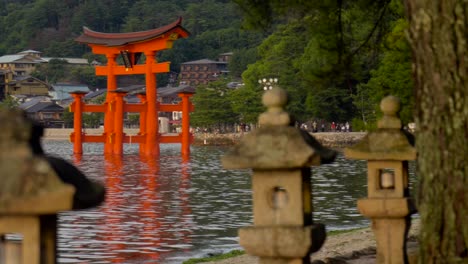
left=0, top=0, right=414, bottom=130
left=190, top=80, right=239, bottom=128
left=234, top=0, right=412, bottom=126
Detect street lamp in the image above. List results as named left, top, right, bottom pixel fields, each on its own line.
left=258, top=77, right=278, bottom=90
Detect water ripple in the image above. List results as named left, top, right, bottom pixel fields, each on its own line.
left=41, top=141, right=416, bottom=263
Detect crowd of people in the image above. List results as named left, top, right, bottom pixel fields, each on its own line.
left=192, top=121, right=353, bottom=134
left=300, top=121, right=352, bottom=133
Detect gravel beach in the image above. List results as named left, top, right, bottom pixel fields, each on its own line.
left=205, top=219, right=420, bottom=264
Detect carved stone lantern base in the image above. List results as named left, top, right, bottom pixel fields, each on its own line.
left=240, top=225, right=326, bottom=263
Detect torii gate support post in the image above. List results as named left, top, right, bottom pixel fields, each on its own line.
left=112, top=90, right=127, bottom=155
left=144, top=51, right=160, bottom=156
left=137, top=93, right=148, bottom=155
left=179, top=92, right=194, bottom=157
left=104, top=54, right=117, bottom=154
left=70, top=91, right=87, bottom=154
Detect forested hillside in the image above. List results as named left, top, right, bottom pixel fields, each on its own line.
left=0, top=0, right=264, bottom=74
left=0, top=0, right=413, bottom=128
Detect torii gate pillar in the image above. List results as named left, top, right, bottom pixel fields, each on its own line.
left=144, top=51, right=159, bottom=156
left=104, top=54, right=117, bottom=154
left=180, top=92, right=192, bottom=157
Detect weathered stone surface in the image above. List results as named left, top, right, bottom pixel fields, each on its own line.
left=344, top=96, right=416, bottom=264
left=0, top=109, right=74, bottom=213
left=357, top=198, right=415, bottom=218
left=345, top=96, right=416, bottom=161
left=222, top=127, right=336, bottom=169
left=0, top=108, right=76, bottom=264
left=222, top=86, right=335, bottom=264
left=239, top=225, right=326, bottom=258
left=258, top=88, right=290, bottom=126
left=343, top=129, right=416, bottom=160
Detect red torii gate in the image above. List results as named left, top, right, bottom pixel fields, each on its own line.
left=71, top=18, right=193, bottom=156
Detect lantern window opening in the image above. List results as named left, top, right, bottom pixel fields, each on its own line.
left=379, top=168, right=395, bottom=190
left=270, top=186, right=289, bottom=210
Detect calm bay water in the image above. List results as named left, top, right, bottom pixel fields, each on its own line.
left=41, top=140, right=415, bottom=263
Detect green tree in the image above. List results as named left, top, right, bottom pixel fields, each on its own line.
left=228, top=48, right=258, bottom=78
left=62, top=107, right=73, bottom=128
left=236, top=0, right=400, bottom=123
left=190, top=80, right=238, bottom=128
left=43, top=39, right=85, bottom=57
left=0, top=3, right=32, bottom=53
left=0, top=96, right=19, bottom=109
left=241, top=20, right=312, bottom=122
left=228, top=84, right=264, bottom=124
left=82, top=113, right=101, bottom=128
left=63, top=94, right=106, bottom=128
left=406, top=0, right=467, bottom=262
left=70, top=66, right=106, bottom=89
left=31, top=58, right=68, bottom=84
left=122, top=0, right=182, bottom=32
left=82, top=94, right=106, bottom=128
left=184, top=0, right=241, bottom=36
left=355, top=18, right=413, bottom=126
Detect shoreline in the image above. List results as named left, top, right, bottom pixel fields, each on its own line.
left=43, top=128, right=366, bottom=148
left=202, top=219, right=420, bottom=264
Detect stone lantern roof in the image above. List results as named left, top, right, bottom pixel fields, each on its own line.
left=345, top=95, right=416, bottom=161
left=222, top=87, right=336, bottom=170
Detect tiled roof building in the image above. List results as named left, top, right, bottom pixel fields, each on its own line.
left=0, top=52, right=46, bottom=76
left=3, top=75, right=51, bottom=98
left=0, top=50, right=91, bottom=77
left=50, top=83, right=90, bottom=101
left=18, top=98, right=64, bottom=127
left=179, top=52, right=232, bottom=86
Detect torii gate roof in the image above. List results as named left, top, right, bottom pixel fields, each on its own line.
left=75, top=17, right=189, bottom=47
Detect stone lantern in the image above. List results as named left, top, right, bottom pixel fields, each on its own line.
left=344, top=95, right=416, bottom=264
left=0, top=108, right=105, bottom=264
left=222, top=87, right=336, bottom=264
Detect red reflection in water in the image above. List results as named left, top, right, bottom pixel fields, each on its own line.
left=103, top=154, right=126, bottom=263
left=98, top=154, right=193, bottom=263
left=73, top=154, right=83, bottom=165
left=138, top=155, right=162, bottom=261
left=179, top=159, right=192, bottom=250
